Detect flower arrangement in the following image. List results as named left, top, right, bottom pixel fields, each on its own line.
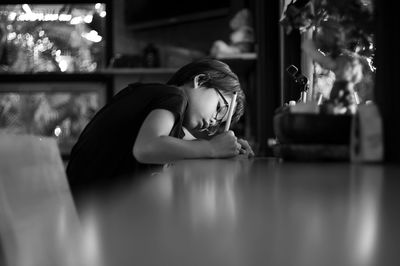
left=280, top=0, right=375, bottom=114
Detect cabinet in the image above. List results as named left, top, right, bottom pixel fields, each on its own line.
left=0, top=73, right=111, bottom=159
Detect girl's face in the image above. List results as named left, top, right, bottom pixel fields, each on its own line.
left=183, top=85, right=234, bottom=135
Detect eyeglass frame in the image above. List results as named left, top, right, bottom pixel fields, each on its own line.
left=205, top=88, right=230, bottom=135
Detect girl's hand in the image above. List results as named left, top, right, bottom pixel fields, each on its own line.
left=208, top=131, right=241, bottom=158
left=237, top=138, right=255, bottom=158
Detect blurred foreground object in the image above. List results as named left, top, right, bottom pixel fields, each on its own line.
left=350, top=104, right=383, bottom=162
left=0, top=133, right=65, bottom=180
left=0, top=133, right=102, bottom=266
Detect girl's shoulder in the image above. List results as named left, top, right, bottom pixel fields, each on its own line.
left=124, top=83, right=188, bottom=112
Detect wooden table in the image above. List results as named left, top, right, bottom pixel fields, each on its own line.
left=1, top=154, right=400, bottom=266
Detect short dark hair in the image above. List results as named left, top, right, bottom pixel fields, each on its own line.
left=167, top=58, right=245, bottom=125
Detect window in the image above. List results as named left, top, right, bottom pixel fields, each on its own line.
left=0, top=3, right=107, bottom=73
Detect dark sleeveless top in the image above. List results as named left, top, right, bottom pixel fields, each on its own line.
left=66, top=83, right=188, bottom=187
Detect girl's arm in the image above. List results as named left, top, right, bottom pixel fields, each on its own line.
left=133, top=109, right=241, bottom=164
left=182, top=127, right=196, bottom=140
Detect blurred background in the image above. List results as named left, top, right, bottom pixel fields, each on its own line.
left=0, top=0, right=399, bottom=162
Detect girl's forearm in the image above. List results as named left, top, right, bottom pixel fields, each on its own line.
left=133, top=136, right=213, bottom=164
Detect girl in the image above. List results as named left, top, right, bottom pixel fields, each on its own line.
left=66, top=58, right=254, bottom=186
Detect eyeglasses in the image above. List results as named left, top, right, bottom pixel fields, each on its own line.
left=206, top=88, right=230, bottom=136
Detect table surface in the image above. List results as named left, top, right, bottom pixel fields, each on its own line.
left=1, top=155, right=400, bottom=266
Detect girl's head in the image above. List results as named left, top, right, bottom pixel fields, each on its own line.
left=167, top=58, right=245, bottom=136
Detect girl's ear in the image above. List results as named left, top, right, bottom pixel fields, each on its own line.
left=193, top=74, right=207, bottom=89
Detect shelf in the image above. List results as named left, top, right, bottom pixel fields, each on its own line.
left=0, top=68, right=177, bottom=76
left=217, top=55, right=257, bottom=76
left=0, top=68, right=178, bottom=82
left=99, top=68, right=178, bottom=75
left=0, top=72, right=109, bottom=82
left=216, top=53, right=257, bottom=60
left=126, top=8, right=229, bottom=31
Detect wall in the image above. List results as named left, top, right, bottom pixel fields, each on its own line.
left=112, top=0, right=233, bottom=68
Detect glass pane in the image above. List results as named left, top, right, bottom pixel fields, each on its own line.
left=0, top=83, right=106, bottom=155
left=0, top=3, right=106, bottom=73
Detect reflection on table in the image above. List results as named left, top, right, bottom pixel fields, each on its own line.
left=1, top=155, right=400, bottom=266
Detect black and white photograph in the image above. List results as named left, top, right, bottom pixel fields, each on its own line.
left=1, top=0, right=400, bottom=265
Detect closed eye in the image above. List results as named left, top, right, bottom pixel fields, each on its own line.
left=216, top=101, right=221, bottom=112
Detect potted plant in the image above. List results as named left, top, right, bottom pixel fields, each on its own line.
left=281, top=0, right=375, bottom=111
left=274, top=0, right=381, bottom=161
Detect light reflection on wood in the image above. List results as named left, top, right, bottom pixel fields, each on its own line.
left=1, top=142, right=398, bottom=266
